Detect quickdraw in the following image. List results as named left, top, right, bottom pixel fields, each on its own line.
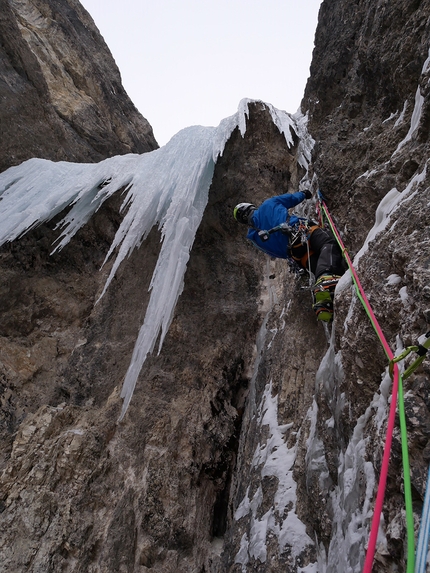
left=389, top=331, right=430, bottom=379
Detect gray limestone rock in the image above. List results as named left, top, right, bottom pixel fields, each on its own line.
left=0, top=0, right=157, bottom=173
left=1, top=0, right=430, bottom=572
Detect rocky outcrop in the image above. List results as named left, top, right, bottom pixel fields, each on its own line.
left=1, top=0, right=430, bottom=572
left=0, top=0, right=157, bottom=173
left=304, top=0, right=430, bottom=253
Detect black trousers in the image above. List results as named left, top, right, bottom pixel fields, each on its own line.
left=307, top=228, right=345, bottom=280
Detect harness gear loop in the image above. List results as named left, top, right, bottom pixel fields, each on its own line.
left=289, top=221, right=319, bottom=269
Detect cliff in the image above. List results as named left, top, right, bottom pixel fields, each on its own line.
left=1, top=1, right=430, bottom=572
left=0, top=0, right=157, bottom=173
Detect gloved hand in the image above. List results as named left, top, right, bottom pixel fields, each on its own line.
left=303, top=189, right=312, bottom=199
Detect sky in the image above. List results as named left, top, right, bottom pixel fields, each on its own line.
left=79, top=0, right=322, bottom=146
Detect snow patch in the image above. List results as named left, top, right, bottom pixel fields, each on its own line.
left=394, top=100, right=408, bottom=127
left=399, top=286, right=409, bottom=306
left=422, top=46, right=430, bottom=75
left=382, top=111, right=398, bottom=124
left=353, top=162, right=427, bottom=267
left=394, top=86, right=424, bottom=153
left=235, top=380, right=314, bottom=568
left=386, top=274, right=402, bottom=286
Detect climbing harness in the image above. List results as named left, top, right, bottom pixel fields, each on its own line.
left=258, top=216, right=340, bottom=321
left=288, top=220, right=318, bottom=270
left=316, top=191, right=417, bottom=573
left=255, top=220, right=314, bottom=279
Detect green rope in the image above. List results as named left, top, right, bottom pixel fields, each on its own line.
left=392, top=334, right=429, bottom=569
left=398, top=373, right=415, bottom=573
left=319, top=198, right=392, bottom=359
left=391, top=332, right=430, bottom=571
left=317, top=193, right=416, bottom=570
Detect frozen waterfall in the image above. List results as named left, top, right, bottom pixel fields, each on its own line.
left=0, top=99, right=312, bottom=419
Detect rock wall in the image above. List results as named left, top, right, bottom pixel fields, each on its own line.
left=1, top=0, right=430, bottom=572
left=222, top=1, right=430, bottom=571
left=0, top=0, right=157, bottom=173
left=299, top=1, right=430, bottom=569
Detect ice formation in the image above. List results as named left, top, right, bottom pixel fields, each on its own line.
left=234, top=380, right=314, bottom=570
left=0, top=99, right=311, bottom=419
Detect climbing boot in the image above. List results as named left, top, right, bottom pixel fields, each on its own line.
left=312, top=275, right=341, bottom=322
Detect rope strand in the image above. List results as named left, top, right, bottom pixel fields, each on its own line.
left=415, top=465, right=430, bottom=573
left=397, top=373, right=416, bottom=573
left=317, top=193, right=412, bottom=573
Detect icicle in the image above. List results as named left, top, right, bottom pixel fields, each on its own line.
left=0, top=99, right=310, bottom=419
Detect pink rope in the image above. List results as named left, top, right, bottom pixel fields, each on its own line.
left=320, top=200, right=399, bottom=573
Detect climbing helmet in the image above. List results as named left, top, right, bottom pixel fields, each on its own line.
left=233, top=203, right=256, bottom=225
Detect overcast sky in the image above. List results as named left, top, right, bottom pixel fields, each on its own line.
left=79, top=0, right=322, bottom=146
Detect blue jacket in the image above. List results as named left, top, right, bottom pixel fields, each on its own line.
left=247, top=191, right=307, bottom=259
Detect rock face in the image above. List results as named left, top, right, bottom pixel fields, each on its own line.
left=0, top=0, right=157, bottom=173
left=1, top=0, right=430, bottom=572
left=0, top=102, right=306, bottom=572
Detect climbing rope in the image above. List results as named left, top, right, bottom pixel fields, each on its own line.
left=415, top=465, right=430, bottom=573
left=316, top=192, right=413, bottom=573
left=391, top=333, right=430, bottom=571
left=398, top=372, right=416, bottom=573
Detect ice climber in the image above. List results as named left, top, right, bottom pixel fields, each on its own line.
left=233, top=190, right=345, bottom=322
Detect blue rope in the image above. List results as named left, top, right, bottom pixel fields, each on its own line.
left=415, top=464, right=430, bottom=573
